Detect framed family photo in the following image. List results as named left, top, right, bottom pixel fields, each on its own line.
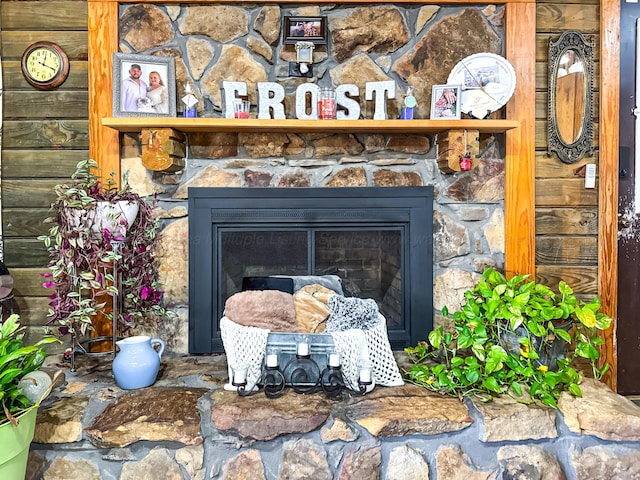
left=430, top=84, right=462, bottom=120
left=283, top=16, right=327, bottom=44
left=112, top=53, right=176, bottom=117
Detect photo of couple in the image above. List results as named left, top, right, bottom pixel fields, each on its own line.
left=113, top=53, right=176, bottom=117
left=289, top=21, right=321, bottom=37
left=121, top=63, right=169, bottom=114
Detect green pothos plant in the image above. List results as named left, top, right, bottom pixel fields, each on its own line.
left=405, top=268, right=612, bottom=408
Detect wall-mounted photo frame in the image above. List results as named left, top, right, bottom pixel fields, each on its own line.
left=283, top=16, right=327, bottom=45
left=430, top=84, right=462, bottom=120
left=112, top=53, right=176, bottom=117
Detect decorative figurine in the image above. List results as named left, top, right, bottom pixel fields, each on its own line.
left=401, top=87, right=417, bottom=120
left=181, top=83, right=197, bottom=118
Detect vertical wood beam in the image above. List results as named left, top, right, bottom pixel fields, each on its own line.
left=505, top=2, right=536, bottom=278
left=88, top=0, right=120, bottom=343
left=88, top=0, right=120, bottom=185
left=599, top=0, right=620, bottom=391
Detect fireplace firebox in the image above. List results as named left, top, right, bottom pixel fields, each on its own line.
left=188, top=187, right=433, bottom=353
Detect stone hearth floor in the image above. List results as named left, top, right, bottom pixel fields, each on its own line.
left=26, top=353, right=640, bottom=479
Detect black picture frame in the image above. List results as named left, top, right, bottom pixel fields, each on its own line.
left=283, top=16, right=327, bottom=45
left=112, top=53, right=176, bottom=118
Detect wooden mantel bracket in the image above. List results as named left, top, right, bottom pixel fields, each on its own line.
left=436, top=129, right=480, bottom=173
left=141, top=128, right=186, bottom=173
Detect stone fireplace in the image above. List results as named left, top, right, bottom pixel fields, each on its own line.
left=110, top=3, right=510, bottom=354
left=188, top=186, right=433, bottom=353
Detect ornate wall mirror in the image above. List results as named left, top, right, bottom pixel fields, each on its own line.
left=547, top=30, right=594, bottom=164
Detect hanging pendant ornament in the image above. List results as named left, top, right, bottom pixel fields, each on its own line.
left=459, top=152, right=472, bottom=171
left=181, top=84, right=198, bottom=118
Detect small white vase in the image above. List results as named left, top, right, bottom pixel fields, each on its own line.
left=91, top=200, right=139, bottom=237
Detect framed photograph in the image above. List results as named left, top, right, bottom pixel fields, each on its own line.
left=430, top=84, right=462, bottom=120
left=283, top=16, right=327, bottom=44
left=112, top=53, right=176, bottom=117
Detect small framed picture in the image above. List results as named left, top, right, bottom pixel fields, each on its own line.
left=430, top=84, right=462, bottom=120
left=283, top=16, right=327, bottom=44
left=112, top=53, right=176, bottom=117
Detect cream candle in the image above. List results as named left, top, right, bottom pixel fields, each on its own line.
left=329, top=353, right=341, bottom=367
left=297, top=342, right=309, bottom=356
left=359, top=367, right=372, bottom=383
left=266, top=353, right=279, bottom=368
left=233, top=367, right=247, bottom=384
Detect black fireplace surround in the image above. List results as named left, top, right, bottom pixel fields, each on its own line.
left=188, top=187, right=433, bottom=354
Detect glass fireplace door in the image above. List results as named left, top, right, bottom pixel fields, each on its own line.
left=188, top=186, right=433, bottom=353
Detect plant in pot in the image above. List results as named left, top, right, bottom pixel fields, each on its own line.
left=38, top=159, right=171, bottom=355
left=0, top=314, right=57, bottom=478
left=404, top=268, right=612, bottom=408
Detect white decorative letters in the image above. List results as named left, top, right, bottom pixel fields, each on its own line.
left=295, top=84, right=320, bottom=120
left=221, top=81, right=399, bottom=120
left=221, top=81, right=248, bottom=119
left=336, top=84, right=360, bottom=120
left=257, top=82, right=286, bottom=119
left=365, top=81, right=397, bottom=120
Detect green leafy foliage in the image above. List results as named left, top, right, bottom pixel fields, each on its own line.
left=404, top=268, right=612, bottom=408
left=0, top=315, right=57, bottom=425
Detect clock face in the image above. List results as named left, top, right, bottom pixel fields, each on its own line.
left=21, top=42, right=70, bottom=90
left=25, top=48, right=61, bottom=82
left=447, top=53, right=516, bottom=119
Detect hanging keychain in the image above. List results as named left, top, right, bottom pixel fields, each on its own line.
left=459, top=152, right=472, bottom=171
left=459, top=130, right=472, bottom=171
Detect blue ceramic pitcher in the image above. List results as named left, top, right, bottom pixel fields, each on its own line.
left=112, top=336, right=164, bottom=390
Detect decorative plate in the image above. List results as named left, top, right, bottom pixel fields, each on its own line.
left=447, top=52, right=516, bottom=119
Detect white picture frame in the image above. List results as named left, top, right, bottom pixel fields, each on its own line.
left=430, top=84, right=462, bottom=120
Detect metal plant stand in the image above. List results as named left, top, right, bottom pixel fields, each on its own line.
left=69, top=240, right=124, bottom=370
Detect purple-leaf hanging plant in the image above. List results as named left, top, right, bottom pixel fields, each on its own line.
left=38, top=159, right=172, bottom=340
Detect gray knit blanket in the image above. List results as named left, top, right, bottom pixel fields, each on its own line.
left=325, top=295, right=380, bottom=332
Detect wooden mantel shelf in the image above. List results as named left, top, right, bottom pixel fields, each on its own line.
left=102, top=117, right=519, bottom=135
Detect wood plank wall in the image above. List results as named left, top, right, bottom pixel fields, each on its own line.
left=0, top=0, right=88, bottom=345
left=0, top=0, right=606, bottom=342
left=534, top=0, right=601, bottom=294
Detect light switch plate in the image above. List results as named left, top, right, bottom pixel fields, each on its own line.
left=585, top=164, right=596, bottom=188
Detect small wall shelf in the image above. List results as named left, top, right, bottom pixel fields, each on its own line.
left=102, top=117, right=519, bottom=135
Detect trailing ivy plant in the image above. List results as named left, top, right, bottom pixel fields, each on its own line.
left=38, top=159, right=171, bottom=341
left=405, top=268, right=612, bottom=408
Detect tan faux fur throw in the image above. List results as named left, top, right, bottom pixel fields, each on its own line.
left=224, top=290, right=297, bottom=332
left=293, top=284, right=335, bottom=333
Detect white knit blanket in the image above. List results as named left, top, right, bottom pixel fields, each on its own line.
left=220, top=315, right=404, bottom=391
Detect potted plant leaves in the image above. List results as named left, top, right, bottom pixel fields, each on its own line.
left=39, top=159, right=171, bottom=355
left=0, top=314, right=57, bottom=478
left=405, top=267, right=612, bottom=408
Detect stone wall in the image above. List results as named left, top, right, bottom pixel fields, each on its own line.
left=27, top=356, right=640, bottom=479
left=119, top=3, right=508, bottom=353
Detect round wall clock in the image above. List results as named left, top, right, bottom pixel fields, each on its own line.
left=21, top=41, right=70, bottom=90
left=447, top=53, right=516, bottom=119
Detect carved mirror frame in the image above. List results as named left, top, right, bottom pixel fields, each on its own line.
left=547, top=30, right=594, bottom=164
